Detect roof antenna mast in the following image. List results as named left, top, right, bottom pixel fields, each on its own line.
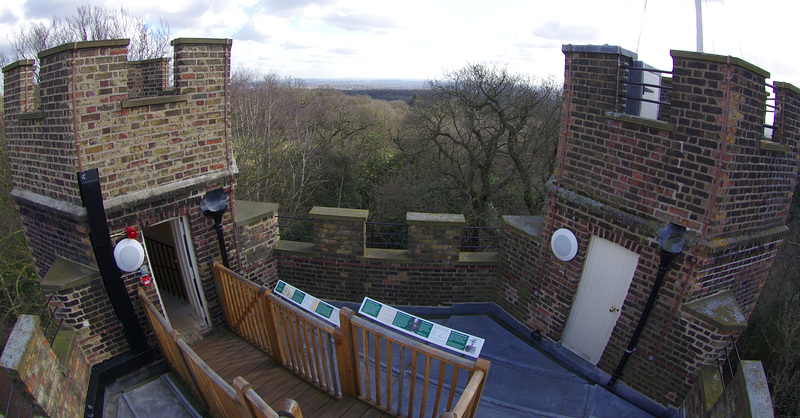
left=695, top=0, right=704, bottom=53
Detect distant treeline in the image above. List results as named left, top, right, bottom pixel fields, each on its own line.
left=341, top=89, right=428, bottom=102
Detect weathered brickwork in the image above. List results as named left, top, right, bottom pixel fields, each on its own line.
left=236, top=201, right=280, bottom=286
left=3, top=38, right=238, bottom=364
left=127, top=58, right=171, bottom=99
left=0, top=315, right=91, bottom=418
left=506, top=44, right=800, bottom=408
left=275, top=208, right=497, bottom=306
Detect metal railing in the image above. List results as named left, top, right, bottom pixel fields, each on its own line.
left=366, top=222, right=408, bottom=250
left=619, top=64, right=672, bottom=121
left=143, top=237, right=186, bottom=299
left=716, top=335, right=742, bottom=391
left=277, top=216, right=313, bottom=243
left=3, top=379, right=42, bottom=418
left=764, top=82, right=777, bottom=140
left=460, top=226, right=502, bottom=252
left=40, top=296, right=63, bottom=348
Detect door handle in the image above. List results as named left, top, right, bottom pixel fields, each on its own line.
left=609, top=306, right=619, bottom=313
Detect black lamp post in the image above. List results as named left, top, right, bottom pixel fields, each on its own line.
left=200, top=188, right=230, bottom=268
left=608, top=222, right=686, bottom=386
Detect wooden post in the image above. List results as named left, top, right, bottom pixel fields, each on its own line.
left=262, top=288, right=282, bottom=362
left=233, top=376, right=257, bottom=418
left=336, top=308, right=358, bottom=397
left=469, top=359, right=491, bottom=418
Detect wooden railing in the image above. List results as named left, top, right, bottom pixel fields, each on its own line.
left=342, top=309, right=490, bottom=418
left=137, top=287, right=298, bottom=418
left=212, top=262, right=490, bottom=418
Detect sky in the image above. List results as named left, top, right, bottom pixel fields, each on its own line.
left=1, top=0, right=799, bottom=85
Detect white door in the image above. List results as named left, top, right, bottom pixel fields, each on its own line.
left=170, top=217, right=211, bottom=326
left=562, top=236, right=640, bottom=364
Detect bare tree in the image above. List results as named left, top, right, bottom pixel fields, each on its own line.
left=7, top=4, right=170, bottom=62
left=403, top=63, right=561, bottom=226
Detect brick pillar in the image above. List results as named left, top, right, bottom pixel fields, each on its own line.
left=309, top=207, right=368, bottom=259
left=2, top=59, right=37, bottom=115
left=558, top=44, right=637, bottom=197
left=406, top=212, right=466, bottom=264
left=236, top=201, right=280, bottom=285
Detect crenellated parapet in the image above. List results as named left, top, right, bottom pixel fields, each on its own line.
left=2, top=37, right=234, bottom=205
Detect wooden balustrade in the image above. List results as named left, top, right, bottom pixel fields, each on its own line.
left=341, top=308, right=489, bottom=418
left=269, top=293, right=342, bottom=397
left=210, top=262, right=490, bottom=418
left=137, top=287, right=292, bottom=418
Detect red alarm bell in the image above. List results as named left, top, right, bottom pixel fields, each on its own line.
left=125, top=226, right=138, bottom=240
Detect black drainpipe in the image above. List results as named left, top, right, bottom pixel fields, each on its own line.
left=608, top=223, right=686, bottom=386
left=78, top=168, right=149, bottom=353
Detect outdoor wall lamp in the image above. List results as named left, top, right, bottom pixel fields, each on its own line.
left=200, top=188, right=230, bottom=268
left=608, top=222, right=686, bottom=386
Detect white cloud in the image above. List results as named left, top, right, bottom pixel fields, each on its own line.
left=1, top=0, right=798, bottom=85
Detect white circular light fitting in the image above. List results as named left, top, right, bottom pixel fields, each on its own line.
left=550, top=228, right=578, bottom=261
left=113, top=238, right=145, bottom=272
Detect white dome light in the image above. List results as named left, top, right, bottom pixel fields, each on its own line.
left=550, top=228, right=578, bottom=261
left=113, top=238, right=145, bottom=272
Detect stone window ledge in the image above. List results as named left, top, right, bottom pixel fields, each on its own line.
left=457, top=252, right=500, bottom=265
left=274, top=240, right=314, bottom=255
left=121, top=94, right=187, bottom=109
left=759, top=138, right=787, bottom=152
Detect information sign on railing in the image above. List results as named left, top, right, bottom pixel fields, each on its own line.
left=274, top=280, right=340, bottom=326
left=358, top=297, right=484, bottom=358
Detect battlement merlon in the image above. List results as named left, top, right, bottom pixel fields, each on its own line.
left=2, top=38, right=233, bottom=119
left=2, top=60, right=37, bottom=116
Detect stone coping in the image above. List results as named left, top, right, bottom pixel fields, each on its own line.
left=682, top=290, right=747, bottom=331
left=698, top=225, right=788, bottom=254
left=2, top=59, right=35, bottom=73
left=128, top=57, right=170, bottom=65
left=41, top=257, right=101, bottom=291
left=308, top=206, right=368, bottom=222
left=670, top=50, right=770, bottom=79
left=0, top=315, right=38, bottom=370
left=759, top=139, right=788, bottom=152
left=10, top=188, right=87, bottom=220
left=562, top=44, right=637, bottom=60
left=360, top=248, right=412, bottom=263
left=502, top=215, right=543, bottom=239
left=235, top=201, right=279, bottom=227
left=39, top=39, right=130, bottom=59
left=774, top=81, right=800, bottom=95
left=171, top=38, right=232, bottom=46
left=604, top=111, right=675, bottom=132
left=406, top=212, right=466, bottom=226
left=121, top=95, right=187, bottom=109
left=19, top=111, right=44, bottom=120
left=274, top=240, right=314, bottom=255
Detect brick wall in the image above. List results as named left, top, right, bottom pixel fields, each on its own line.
left=502, top=44, right=800, bottom=408
left=275, top=208, right=497, bottom=306
left=0, top=315, right=91, bottom=418
left=3, top=38, right=238, bottom=362
left=127, top=58, right=171, bottom=99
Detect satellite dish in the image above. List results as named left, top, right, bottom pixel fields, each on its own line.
left=113, top=238, right=145, bottom=272
left=550, top=228, right=578, bottom=261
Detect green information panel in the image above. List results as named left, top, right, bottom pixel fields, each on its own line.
left=392, top=311, right=413, bottom=329
left=291, top=289, right=306, bottom=304
left=446, top=331, right=469, bottom=351
left=275, top=282, right=285, bottom=294
left=415, top=320, right=433, bottom=339
left=362, top=299, right=382, bottom=317
left=357, top=297, right=484, bottom=358
left=315, top=302, right=334, bottom=319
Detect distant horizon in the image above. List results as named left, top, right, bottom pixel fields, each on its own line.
left=302, top=78, right=429, bottom=90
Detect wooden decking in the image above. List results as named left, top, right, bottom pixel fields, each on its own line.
left=191, top=327, right=392, bottom=418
